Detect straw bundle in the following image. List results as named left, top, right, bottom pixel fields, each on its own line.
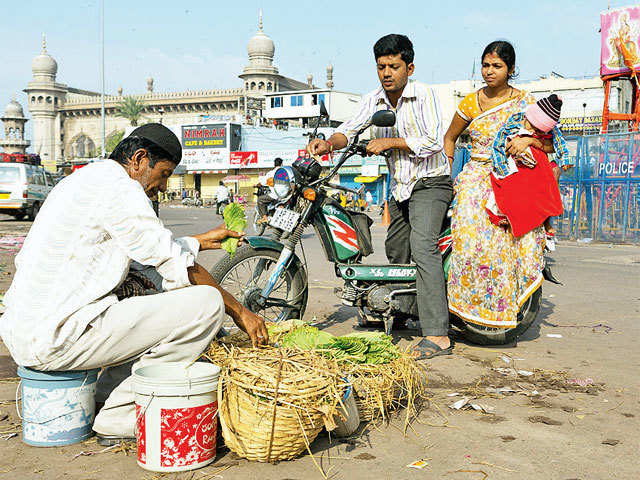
left=346, top=352, right=427, bottom=427
left=206, top=345, right=342, bottom=463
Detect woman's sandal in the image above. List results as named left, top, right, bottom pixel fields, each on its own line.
left=411, top=338, right=454, bottom=360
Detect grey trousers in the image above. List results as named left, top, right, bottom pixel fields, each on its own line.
left=385, top=175, right=453, bottom=336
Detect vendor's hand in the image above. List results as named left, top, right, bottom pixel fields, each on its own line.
left=307, top=138, right=331, bottom=156
left=234, top=309, right=269, bottom=347
left=366, top=138, right=395, bottom=156
left=505, top=136, right=533, bottom=157
left=553, top=166, right=562, bottom=181
left=194, top=224, right=244, bottom=251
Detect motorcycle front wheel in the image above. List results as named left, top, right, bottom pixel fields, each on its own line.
left=452, top=287, right=541, bottom=345
left=209, top=245, right=308, bottom=332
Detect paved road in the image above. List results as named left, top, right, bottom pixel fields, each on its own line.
left=0, top=206, right=638, bottom=479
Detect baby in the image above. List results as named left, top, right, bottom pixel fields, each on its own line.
left=487, top=94, right=569, bottom=237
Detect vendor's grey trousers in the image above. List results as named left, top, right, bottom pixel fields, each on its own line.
left=385, top=175, right=453, bottom=337
left=35, top=285, right=225, bottom=437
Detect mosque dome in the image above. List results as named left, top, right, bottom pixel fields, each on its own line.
left=32, top=35, right=58, bottom=76
left=247, top=11, right=274, bottom=58
left=4, top=98, right=25, bottom=118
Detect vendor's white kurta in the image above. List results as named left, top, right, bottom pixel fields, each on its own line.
left=1, top=160, right=224, bottom=436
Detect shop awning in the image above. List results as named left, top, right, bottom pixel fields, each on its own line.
left=354, top=175, right=380, bottom=183
left=188, top=170, right=225, bottom=174
left=222, top=174, right=250, bottom=183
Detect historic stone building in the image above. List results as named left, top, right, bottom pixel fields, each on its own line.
left=0, top=98, right=30, bottom=154
left=24, top=14, right=319, bottom=171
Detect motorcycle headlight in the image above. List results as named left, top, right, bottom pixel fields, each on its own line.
left=273, top=167, right=295, bottom=199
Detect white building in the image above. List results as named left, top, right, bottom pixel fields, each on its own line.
left=263, top=86, right=362, bottom=127
left=428, top=73, right=629, bottom=135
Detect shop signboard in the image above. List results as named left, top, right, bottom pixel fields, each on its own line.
left=230, top=151, right=258, bottom=166
left=182, top=124, right=227, bottom=149
left=601, top=6, right=640, bottom=76
left=559, top=116, right=602, bottom=134
left=297, top=149, right=332, bottom=164
left=182, top=124, right=229, bottom=171
left=255, top=150, right=300, bottom=167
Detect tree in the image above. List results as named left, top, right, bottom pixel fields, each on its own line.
left=115, top=97, right=147, bottom=126
left=106, top=130, right=125, bottom=154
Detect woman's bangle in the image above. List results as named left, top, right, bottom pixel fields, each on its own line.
left=326, top=140, right=334, bottom=153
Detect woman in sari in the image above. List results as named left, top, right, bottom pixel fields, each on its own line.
left=443, top=41, right=553, bottom=329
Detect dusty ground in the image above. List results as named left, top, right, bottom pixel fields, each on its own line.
left=0, top=207, right=638, bottom=480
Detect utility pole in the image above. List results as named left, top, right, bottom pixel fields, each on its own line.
left=100, top=0, right=106, bottom=158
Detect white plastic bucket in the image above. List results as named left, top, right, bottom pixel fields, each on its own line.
left=133, top=362, right=220, bottom=473
left=17, top=367, right=99, bottom=447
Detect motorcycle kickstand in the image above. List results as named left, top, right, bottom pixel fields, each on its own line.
left=383, top=314, right=393, bottom=336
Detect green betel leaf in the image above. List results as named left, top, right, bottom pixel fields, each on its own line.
left=221, top=203, right=247, bottom=258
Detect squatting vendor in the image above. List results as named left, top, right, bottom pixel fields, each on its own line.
left=0, top=123, right=269, bottom=445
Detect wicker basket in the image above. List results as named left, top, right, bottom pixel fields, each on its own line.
left=217, top=348, right=340, bottom=463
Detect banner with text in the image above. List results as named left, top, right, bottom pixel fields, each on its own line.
left=601, top=6, right=640, bottom=76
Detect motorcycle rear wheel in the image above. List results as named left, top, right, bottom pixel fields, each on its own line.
left=453, top=287, right=542, bottom=345
left=209, top=245, right=308, bottom=332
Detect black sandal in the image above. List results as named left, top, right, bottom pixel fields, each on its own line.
left=411, top=338, right=453, bottom=360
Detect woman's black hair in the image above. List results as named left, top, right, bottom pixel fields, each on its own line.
left=482, top=40, right=517, bottom=79
left=373, top=34, right=414, bottom=65
left=109, top=136, right=174, bottom=168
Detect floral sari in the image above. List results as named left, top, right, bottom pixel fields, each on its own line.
left=447, top=92, right=545, bottom=328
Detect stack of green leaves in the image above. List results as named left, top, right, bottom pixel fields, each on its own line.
left=221, top=203, right=247, bottom=258
left=278, top=325, right=399, bottom=365
left=280, top=325, right=334, bottom=350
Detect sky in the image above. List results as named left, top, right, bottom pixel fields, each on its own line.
left=0, top=0, right=631, bottom=143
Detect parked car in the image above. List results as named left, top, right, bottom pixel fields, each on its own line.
left=0, top=162, right=54, bottom=220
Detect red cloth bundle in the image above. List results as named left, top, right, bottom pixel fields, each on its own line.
left=487, top=146, right=563, bottom=237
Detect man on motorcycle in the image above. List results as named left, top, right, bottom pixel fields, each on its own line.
left=0, top=123, right=269, bottom=445
left=256, top=157, right=283, bottom=224
left=308, top=34, right=453, bottom=359
left=215, top=180, right=230, bottom=214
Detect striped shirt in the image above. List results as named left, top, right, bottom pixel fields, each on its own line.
left=492, top=112, right=569, bottom=178
left=0, top=160, right=200, bottom=366
left=336, top=80, right=450, bottom=202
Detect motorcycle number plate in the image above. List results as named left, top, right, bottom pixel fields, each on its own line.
left=270, top=207, right=300, bottom=232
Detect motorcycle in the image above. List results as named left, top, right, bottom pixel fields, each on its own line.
left=210, top=102, right=556, bottom=345
left=216, top=198, right=230, bottom=215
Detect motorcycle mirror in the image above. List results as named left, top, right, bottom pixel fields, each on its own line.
left=319, top=100, right=329, bottom=118
left=371, top=110, right=396, bottom=127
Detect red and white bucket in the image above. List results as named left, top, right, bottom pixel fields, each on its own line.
left=133, top=362, right=220, bottom=472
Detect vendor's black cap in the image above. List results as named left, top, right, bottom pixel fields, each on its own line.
left=129, top=123, right=182, bottom=164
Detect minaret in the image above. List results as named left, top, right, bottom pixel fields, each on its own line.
left=239, top=11, right=278, bottom=94
left=0, top=97, right=30, bottom=154
left=23, top=34, right=67, bottom=171
left=326, top=63, right=334, bottom=89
